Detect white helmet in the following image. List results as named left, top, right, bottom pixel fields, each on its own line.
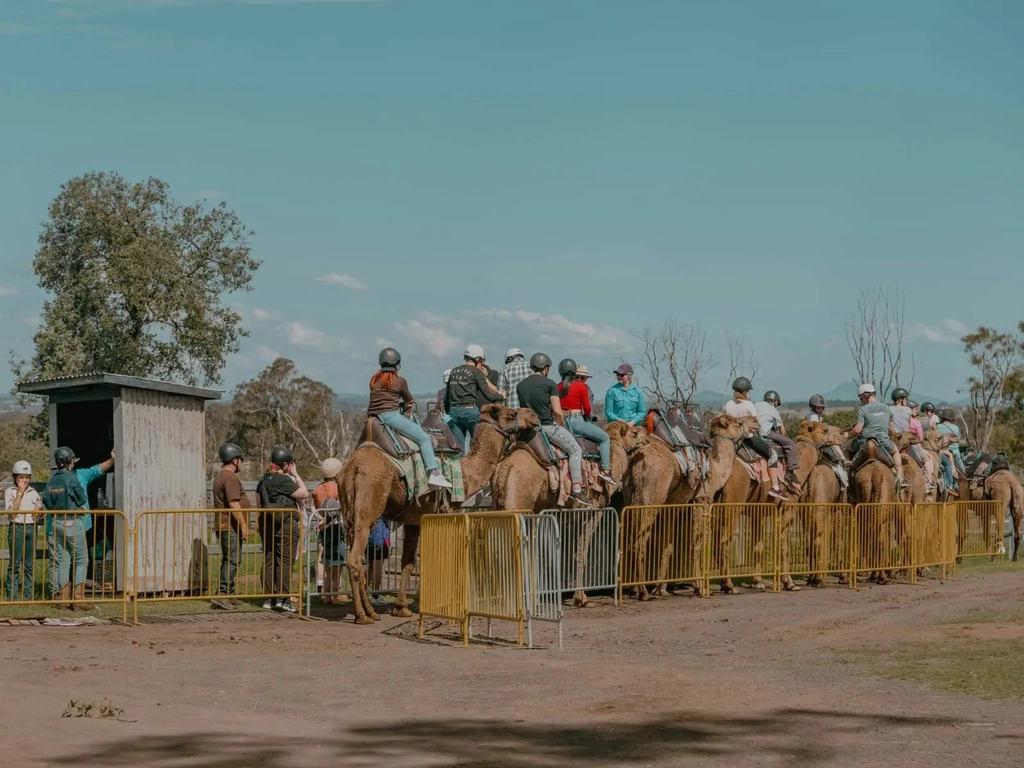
left=505, top=347, right=523, bottom=362
left=442, top=368, right=452, bottom=384
left=857, top=383, right=876, bottom=396
left=12, top=461, right=32, bottom=477
left=464, top=344, right=485, bottom=361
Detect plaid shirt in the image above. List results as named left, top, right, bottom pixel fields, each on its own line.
left=499, top=358, right=532, bottom=409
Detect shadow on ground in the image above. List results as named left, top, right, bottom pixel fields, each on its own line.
left=50, top=708, right=957, bottom=767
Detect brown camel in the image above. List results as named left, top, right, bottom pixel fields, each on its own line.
left=620, top=413, right=748, bottom=600
left=982, top=469, right=1024, bottom=561
left=793, top=420, right=850, bottom=587
left=337, top=403, right=520, bottom=624
left=847, top=441, right=903, bottom=585
left=713, top=416, right=811, bottom=594
left=491, top=413, right=642, bottom=608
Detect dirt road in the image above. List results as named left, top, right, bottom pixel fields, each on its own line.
left=2, top=569, right=1022, bottom=767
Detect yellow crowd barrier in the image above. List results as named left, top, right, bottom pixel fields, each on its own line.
left=853, top=503, right=913, bottom=581
left=133, top=508, right=306, bottom=624
left=779, top=504, right=856, bottom=587
left=705, top=503, right=779, bottom=592
left=418, top=513, right=470, bottom=642
left=950, top=500, right=1004, bottom=562
left=942, top=503, right=959, bottom=567
left=617, top=504, right=708, bottom=600
left=0, top=510, right=130, bottom=624
left=911, top=503, right=950, bottom=580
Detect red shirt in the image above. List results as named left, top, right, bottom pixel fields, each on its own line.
left=558, top=381, right=592, bottom=417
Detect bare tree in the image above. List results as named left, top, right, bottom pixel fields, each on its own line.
left=845, top=285, right=918, bottom=400
left=635, top=320, right=715, bottom=409
left=960, top=324, right=1024, bottom=452
left=725, top=332, right=758, bottom=388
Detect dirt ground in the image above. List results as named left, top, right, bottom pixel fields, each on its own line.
left=2, top=567, right=1023, bottom=768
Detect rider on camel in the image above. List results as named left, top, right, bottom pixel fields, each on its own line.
left=724, top=377, right=785, bottom=501
left=847, top=383, right=906, bottom=489
left=557, top=358, right=616, bottom=486
left=756, top=390, right=802, bottom=495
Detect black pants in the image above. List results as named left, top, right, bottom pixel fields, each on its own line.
left=259, top=512, right=301, bottom=596
left=218, top=529, right=242, bottom=595
left=745, top=433, right=776, bottom=463
left=766, top=430, right=799, bottom=473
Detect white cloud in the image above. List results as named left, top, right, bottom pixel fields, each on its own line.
left=0, top=285, right=17, bottom=296
left=473, top=309, right=632, bottom=355
left=908, top=323, right=960, bottom=344
left=286, top=321, right=327, bottom=348
left=254, top=344, right=280, bottom=363
left=942, top=319, right=968, bottom=334
left=250, top=308, right=281, bottom=322
left=393, top=320, right=464, bottom=359
left=316, top=273, right=369, bottom=291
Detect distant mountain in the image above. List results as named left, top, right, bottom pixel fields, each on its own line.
left=819, top=381, right=966, bottom=407
left=692, top=390, right=728, bottom=406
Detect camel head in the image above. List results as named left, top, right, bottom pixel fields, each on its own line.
left=892, top=431, right=920, bottom=450
left=606, top=420, right=646, bottom=451
left=736, top=415, right=761, bottom=439
left=514, top=407, right=542, bottom=432
left=797, top=420, right=828, bottom=444
left=479, top=403, right=519, bottom=432
left=921, top=429, right=956, bottom=453
left=707, top=413, right=745, bottom=441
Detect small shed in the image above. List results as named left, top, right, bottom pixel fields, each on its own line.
left=18, top=373, right=222, bottom=593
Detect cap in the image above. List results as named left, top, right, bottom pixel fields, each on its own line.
left=504, top=348, right=524, bottom=361
left=615, top=363, right=634, bottom=376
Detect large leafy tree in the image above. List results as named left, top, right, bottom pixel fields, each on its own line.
left=960, top=324, right=1024, bottom=453
left=15, top=172, right=259, bottom=386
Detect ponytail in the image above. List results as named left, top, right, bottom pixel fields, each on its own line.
left=370, top=371, right=396, bottom=390
left=559, top=374, right=575, bottom=395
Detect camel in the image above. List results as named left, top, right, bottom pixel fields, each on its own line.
left=620, top=413, right=749, bottom=600
left=491, top=412, right=643, bottom=608
left=847, top=439, right=904, bottom=585
left=337, top=403, right=521, bottom=624
left=981, top=468, right=1024, bottom=561
left=712, top=416, right=812, bottom=594
left=920, top=430, right=960, bottom=502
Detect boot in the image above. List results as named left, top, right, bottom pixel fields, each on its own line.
left=57, top=584, right=73, bottom=610
left=72, top=583, right=96, bottom=611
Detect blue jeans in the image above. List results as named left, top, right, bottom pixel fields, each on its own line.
left=378, top=411, right=440, bottom=471
left=48, top=520, right=88, bottom=595
left=566, top=414, right=611, bottom=471
left=940, top=454, right=958, bottom=490
left=543, top=424, right=583, bottom=485
left=446, top=406, right=480, bottom=456
left=6, top=523, right=36, bottom=601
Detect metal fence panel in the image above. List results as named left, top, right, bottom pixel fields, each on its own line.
left=942, top=503, right=959, bottom=569
left=1, top=510, right=130, bottom=624
left=778, top=503, right=855, bottom=587
left=618, top=504, right=708, bottom=598
left=520, top=514, right=563, bottom=649
left=418, top=514, right=470, bottom=643
left=950, top=500, right=1005, bottom=560
left=912, top=502, right=949, bottom=578
left=466, top=513, right=524, bottom=644
left=133, top=509, right=306, bottom=624
left=540, top=507, right=618, bottom=604
left=705, top=504, right=779, bottom=592
left=852, top=503, right=913, bottom=580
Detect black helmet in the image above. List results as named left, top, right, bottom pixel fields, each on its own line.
left=378, top=347, right=401, bottom=372
left=557, top=358, right=577, bottom=378
left=53, top=446, right=76, bottom=468
left=921, top=402, right=935, bottom=412
left=763, top=390, right=781, bottom=405
left=731, top=377, right=752, bottom=393
left=530, top=352, right=552, bottom=372
left=218, top=442, right=243, bottom=464
left=270, top=446, right=294, bottom=466
left=808, top=394, right=826, bottom=408
left=891, top=387, right=909, bottom=403
left=939, top=409, right=956, bottom=422
left=908, top=400, right=919, bottom=409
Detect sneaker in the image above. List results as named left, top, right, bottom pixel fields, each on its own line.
left=428, top=469, right=453, bottom=489
left=262, top=599, right=277, bottom=611
left=278, top=600, right=297, bottom=614
left=598, top=472, right=618, bottom=486
left=210, top=598, right=234, bottom=610
left=569, top=489, right=591, bottom=506
left=768, top=487, right=786, bottom=501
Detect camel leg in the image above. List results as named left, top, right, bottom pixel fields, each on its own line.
left=778, top=506, right=800, bottom=592
left=627, top=511, right=658, bottom=602
left=572, top=510, right=601, bottom=608
left=391, top=524, right=419, bottom=618
left=748, top=510, right=768, bottom=591
left=716, top=511, right=740, bottom=595
left=692, top=505, right=710, bottom=598
left=346, top=523, right=378, bottom=625
left=654, top=543, right=674, bottom=596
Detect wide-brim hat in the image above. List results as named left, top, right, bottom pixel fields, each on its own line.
left=320, top=457, right=344, bottom=479
left=576, top=365, right=592, bottom=378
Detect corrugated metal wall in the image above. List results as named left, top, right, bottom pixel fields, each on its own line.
left=118, top=388, right=208, bottom=593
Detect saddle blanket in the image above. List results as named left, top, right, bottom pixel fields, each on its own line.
left=549, top=458, right=603, bottom=507
left=740, top=457, right=781, bottom=486
left=379, top=435, right=465, bottom=504
left=672, top=445, right=708, bottom=483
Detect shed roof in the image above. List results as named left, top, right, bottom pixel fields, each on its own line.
left=18, top=373, right=223, bottom=401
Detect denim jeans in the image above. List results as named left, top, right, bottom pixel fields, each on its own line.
left=48, top=519, right=88, bottom=595
left=6, top=523, right=36, bottom=601
left=378, top=410, right=440, bottom=471
left=218, top=529, right=242, bottom=596
left=543, top=424, right=583, bottom=485
left=940, top=454, right=958, bottom=490
left=446, top=406, right=480, bottom=456
left=566, top=414, right=611, bottom=471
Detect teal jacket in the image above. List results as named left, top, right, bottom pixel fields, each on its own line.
left=605, top=383, right=647, bottom=425
left=42, top=465, right=104, bottom=535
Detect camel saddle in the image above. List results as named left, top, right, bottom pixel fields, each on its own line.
left=665, top=408, right=711, bottom=449
left=362, top=412, right=461, bottom=460
left=850, top=438, right=895, bottom=474
left=644, top=410, right=684, bottom=450
left=518, top=427, right=601, bottom=468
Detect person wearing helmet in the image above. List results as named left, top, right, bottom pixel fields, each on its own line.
left=920, top=402, right=939, bottom=431
left=256, top=446, right=309, bottom=613
left=518, top=353, right=588, bottom=504
left=847, top=383, right=906, bottom=488
left=605, top=363, right=647, bottom=427
left=936, top=409, right=965, bottom=496
left=807, top=394, right=827, bottom=423
left=499, top=348, right=531, bottom=409
left=755, top=391, right=801, bottom=496
left=723, top=378, right=784, bottom=499
left=907, top=402, right=937, bottom=492
left=889, top=388, right=912, bottom=434
left=5, top=460, right=42, bottom=601
left=42, top=447, right=90, bottom=608
left=211, top=443, right=249, bottom=608
left=444, top=345, right=505, bottom=454
left=557, top=360, right=616, bottom=485
left=369, top=348, right=452, bottom=489
left=435, top=369, right=453, bottom=414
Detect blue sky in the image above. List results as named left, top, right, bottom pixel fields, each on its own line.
left=1, top=0, right=1022, bottom=401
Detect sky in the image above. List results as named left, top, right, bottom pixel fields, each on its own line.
left=1, top=0, right=1022, bottom=402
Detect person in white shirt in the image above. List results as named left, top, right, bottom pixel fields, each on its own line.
left=756, top=391, right=801, bottom=495
left=5, top=461, right=43, bottom=601
left=724, top=377, right=785, bottom=500
left=807, top=394, right=826, bottom=423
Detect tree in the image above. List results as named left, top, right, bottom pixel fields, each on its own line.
left=844, top=285, right=918, bottom=401
left=960, top=324, right=1024, bottom=453
left=0, top=413, right=50, bottom=482
left=13, top=172, right=259, bottom=387
left=725, top=332, right=758, bottom=390
left=635, top=321, right=715, bottom=409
